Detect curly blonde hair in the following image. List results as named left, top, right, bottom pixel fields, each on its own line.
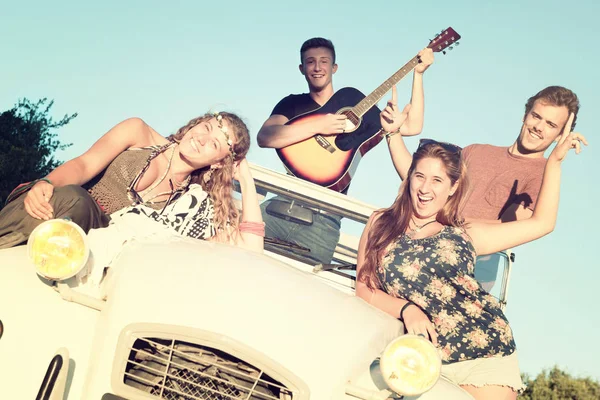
left=167, top=112, right=250, bottom=241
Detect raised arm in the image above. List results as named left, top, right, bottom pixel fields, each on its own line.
left=48, top=118, right=153, bottom=186
left=399, top=48, right=434, bottom=136
left=24, top=117, right=157, bottom=220
left=256, top=113, right=347, bottom=149
left=466, top=114, right=587, bottom=255
left=356, top=212, right=438, bottom=343
left=232, top=159, right=264, bottom=253
left=386, top=129, right=413, bottom=181
left=380, top=95, right=413, bottom=181
left=381, top=48, right=434, bottom=180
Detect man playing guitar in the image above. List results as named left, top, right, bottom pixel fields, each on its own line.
left=257, top=37, right=434, bottom=264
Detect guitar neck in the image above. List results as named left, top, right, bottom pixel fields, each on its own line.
left=352, top=55, right=420, bottom=117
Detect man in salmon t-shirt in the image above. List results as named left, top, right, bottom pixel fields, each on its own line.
left=460, top=86, right=580, bottom=222
left=387, top=85, right=581, bottom=289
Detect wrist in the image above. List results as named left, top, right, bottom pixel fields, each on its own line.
left=383, top=128, right=402, bottom=139
left=238, top=171, right=252, bottom=181
left=238, top=174, right=255, bottom=186
left=307, top=119, right=322, bottom=135
left=546, top=155, right=563, bottom=166
left=398, top=300, right=416, bottom=321
left=239, top=180, right=257, bottom=195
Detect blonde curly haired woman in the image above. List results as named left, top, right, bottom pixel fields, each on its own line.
left=0, top=111, right=263, bottom=252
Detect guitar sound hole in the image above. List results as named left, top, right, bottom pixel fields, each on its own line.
left=341, top=110, right=360, bottom=126
left=335, top=106, right=381, bottom=151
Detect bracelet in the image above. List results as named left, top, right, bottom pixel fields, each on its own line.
left=383, top=128, right=401, bottom=140
left=4, top=178, right=53, bottom=205
left=398, top=300, right=416, bottom=322
left=239, top=221, right=265, bottom=237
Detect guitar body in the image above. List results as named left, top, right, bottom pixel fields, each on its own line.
left=276, top=87, right=383, bottom=192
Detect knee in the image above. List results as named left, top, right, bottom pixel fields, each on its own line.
left=52, top=185, right=99, bottom=219
left=53, top=185, right=90, bottom=200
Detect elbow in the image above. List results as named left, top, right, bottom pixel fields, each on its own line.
left=257, top=138, right=274, bottom=149
left=403, top=124, right=423, bottom=137
left=532, top=216, right=556, bottom=237
left=123, top=117, right=148, bottom=128
left=116, top=117, right=150, bottom=135
left=355, top=282, right=372, bottom=302
left=243, top=242, right=264, bottom=254
left=257, top=130, right=269, bottom=148
left=537, top=223, right=555, bottom=241
left=545, top=221, right=556, bottom=235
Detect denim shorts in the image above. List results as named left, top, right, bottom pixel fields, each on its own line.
left=441, top=351, right=526, bottom=393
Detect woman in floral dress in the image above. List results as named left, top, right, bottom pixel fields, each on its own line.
left=356, top=114, right=586, bottom=400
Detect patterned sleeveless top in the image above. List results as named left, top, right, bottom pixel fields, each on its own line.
left=377, top=225, right=516, bottom=363
left=84, top=146, right=216, bottom=240
left=84, top=147, right=162, bottom=214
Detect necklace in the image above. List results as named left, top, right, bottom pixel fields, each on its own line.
left=170, top=171, right=192, bottom=188
left=144, top=146, right=193, bottom=204
left=137, top=144, right=177, bottom=201
left=407, top=219, right=437, bottom=238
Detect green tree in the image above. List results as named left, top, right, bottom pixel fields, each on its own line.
left=0, top=98, right=76, bottom=206
left=521, top=366, right=600, bottom=400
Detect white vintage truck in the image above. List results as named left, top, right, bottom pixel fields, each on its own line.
left=0, top=164, right=514, bottom=399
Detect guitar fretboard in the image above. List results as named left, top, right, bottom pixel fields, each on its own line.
left=352, top=55, right=421, bottom=117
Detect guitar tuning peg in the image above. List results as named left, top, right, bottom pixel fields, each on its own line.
left=455, top=41, right=460, bottom=46
left=448, top=46, right=454, bottom=51
left=443, top=50, right=447, bottom=55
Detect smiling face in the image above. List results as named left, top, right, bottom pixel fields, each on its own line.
left=515, top=100, right=570, bottom=158
left=299, top=47, right=337, bottom=93
left=178, top=117, right=236, bottom=169
left=409, top=157, right=458, bottom=220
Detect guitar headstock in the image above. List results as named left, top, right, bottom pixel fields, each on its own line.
left=428, top=27, right=461, bottom=54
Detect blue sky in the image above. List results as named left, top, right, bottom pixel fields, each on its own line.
left=2, top=0, right=599, bottom=381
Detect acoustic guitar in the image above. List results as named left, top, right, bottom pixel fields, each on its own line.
left=277, top=27, right=461, bottom=192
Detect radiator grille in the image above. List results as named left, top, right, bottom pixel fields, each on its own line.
left=124, top=337, right=293, bottom=400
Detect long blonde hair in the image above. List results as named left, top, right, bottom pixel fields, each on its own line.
left=167, top=112, right=250, bottom=240
left=358, top=142, right=469, bottom=290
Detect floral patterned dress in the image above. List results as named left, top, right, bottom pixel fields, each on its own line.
left=377, top=226, right=516, bottom=363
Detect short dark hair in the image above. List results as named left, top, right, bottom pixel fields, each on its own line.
left=300, top=37, right=336, bottom=64
left=525, top=86, right=580, bottom=130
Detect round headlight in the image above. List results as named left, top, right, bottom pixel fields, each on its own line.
left=27, top=219, right=89, bottom=281
left=379, top=334, right=441, bottom=396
